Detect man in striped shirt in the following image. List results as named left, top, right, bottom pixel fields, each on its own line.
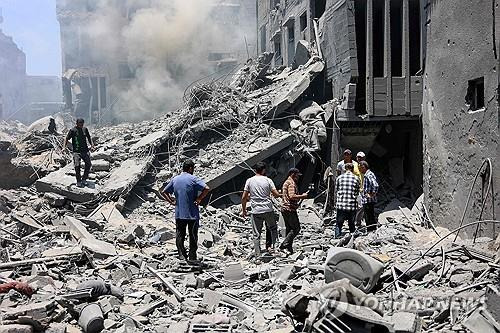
left=335, top=163, right=360, bottom=238
left=279, top=168, right=309, bottom=254
left=359, top=161, right=379, bottom=232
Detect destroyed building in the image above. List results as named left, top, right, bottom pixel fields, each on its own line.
left=0, top=20, right=27, bottom=120
left=0, top=11, right=63, bottom=124
left=258, top=0, right=499, bottom=230
left=258, top=0, right=424, bottom=207
left=56, top=0, right=257, bottom=124
left=25, top=76, right=64, bottom=124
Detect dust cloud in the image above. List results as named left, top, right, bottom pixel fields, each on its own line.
left=84, top=0, right=255, bottom=122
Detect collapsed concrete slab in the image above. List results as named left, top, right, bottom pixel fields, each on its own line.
left=100, top=158, right=153, bottom=199
left=202, top=133, right=295, bottom=189
left=88, top=202, right=128, bottom=227
left=35, top=165, right=99, bottom=203
left=269, top=58, right=324, bottom=116
left=129, top=131, right=167, bottom=152
left=0, top=150, right=38, bottom=189
left=64, top=216, right=117, bottom=258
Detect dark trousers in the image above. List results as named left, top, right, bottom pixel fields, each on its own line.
left=73, top=152, right=91, bottom=182
left=176, top=219, right=199, bottom=260
left=364, top=203, right=377, bottom=232
left=336, top=209, right=356, bottom=237
left=280, top=210, right=301, bottom=252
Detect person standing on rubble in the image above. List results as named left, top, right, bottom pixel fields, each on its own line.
left=162, top=159, right=210, bottom=262
left=241, top=162, right=281, bottom=257
left=64, top=118, right=94, bottom=187
left=359, top=161, right=379, bottom=232
left=279, top=168, right=309, bottom=255
left=355, top=151, right=366, bottom=228
left=335, top=163, right=360, bottom=238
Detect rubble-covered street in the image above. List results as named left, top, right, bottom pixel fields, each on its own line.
left=1, top=51, right=499, bottom=333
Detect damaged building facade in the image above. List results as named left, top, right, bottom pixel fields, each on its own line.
left=258, top=0, right=499, bottom=230
left=422, top=0, right=499, bottom=234
left=0, top=12, right=63, bottom=123
left=56, top=0, right=257, bottom=124
left=0, top=24, right=27, bottom=120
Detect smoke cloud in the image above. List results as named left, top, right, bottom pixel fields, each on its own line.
left=82, top=0, right=255, bottom=122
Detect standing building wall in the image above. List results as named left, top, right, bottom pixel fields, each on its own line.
left=0, top=29, right=26, bottom=121
left=422, top=0, right=500, bottom=234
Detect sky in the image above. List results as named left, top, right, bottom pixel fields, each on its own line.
left=0, top=0, right=61, bottom=76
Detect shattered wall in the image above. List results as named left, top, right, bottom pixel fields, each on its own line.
left=422, top=0, right=500, bottom=235
left=57, top=0, right=257, bottom=123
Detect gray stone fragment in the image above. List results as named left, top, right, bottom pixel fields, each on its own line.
left=91, top=159, right=110, bottom=172
left=391, top=312, right=422, bottom=333
left=450, top=272, right=473, bottom=288
left=44, top=192, right=66, bottom=207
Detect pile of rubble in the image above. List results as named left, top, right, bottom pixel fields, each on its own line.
left=0, top=53, right=499, bottom=333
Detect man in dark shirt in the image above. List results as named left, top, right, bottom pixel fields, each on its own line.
left=64, top=118, right=94, bottom=187
left=162, top=160, right=210, bottom=261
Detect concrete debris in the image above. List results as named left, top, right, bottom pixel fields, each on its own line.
left=324, top=247, right=384, bottom=292
left=0, top=52, right=497, bottom=333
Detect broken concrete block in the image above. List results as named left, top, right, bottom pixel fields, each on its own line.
left=64, top=216, right=94, bottom=240
left=463, top=307, right=499, bottom=333
left=91, top=159, right=110, bottom=172
left=183, top=273, right=197, bottom=288
left=485, top=285, right=500, bottom=323
left=43, top=192, right=66, bottom=207
left=391, top=312, right=422, bottom=333
left=274, top=266, right=295, bottom=284
left=149, top=227, right=175, bottom=243
left=88, top=202, right=128, bottom=226
left=81, top=239, right=117, bottom=259
left=91, top=150, right=113, bottom=161
left=197, top=273, right=217, bottom=289
left=223, top=262, right=246, bottom=282
left=35, top=165, right=99, bottom=203
left=450, top=272, right=473, bottom=288
left=100, top=158, right=152, bottom=198
left=166, top=320, right=189, bottom=333
left=0, top=325, right=34, bottom=333
left=119, top=225, right=145, bottom=243
left=270, top=59, right=324, bottom=115
left=324, top=247, right=384, bottom=293
left=98, top=298, right=113, bottom=315
left=129, top=131, right=167, bottom=152
left=402, top=260, right=435, bottom=280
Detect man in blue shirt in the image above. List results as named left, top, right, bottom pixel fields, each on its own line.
left=162, top=160, right=210, bottom=261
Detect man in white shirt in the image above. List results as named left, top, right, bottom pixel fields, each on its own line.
left=241, top=162, right=282, bottom=256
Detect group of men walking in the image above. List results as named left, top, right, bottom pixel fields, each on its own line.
left=63, top=118, right=378, bottom=261
left=158, top=152, right=377, bottom=261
